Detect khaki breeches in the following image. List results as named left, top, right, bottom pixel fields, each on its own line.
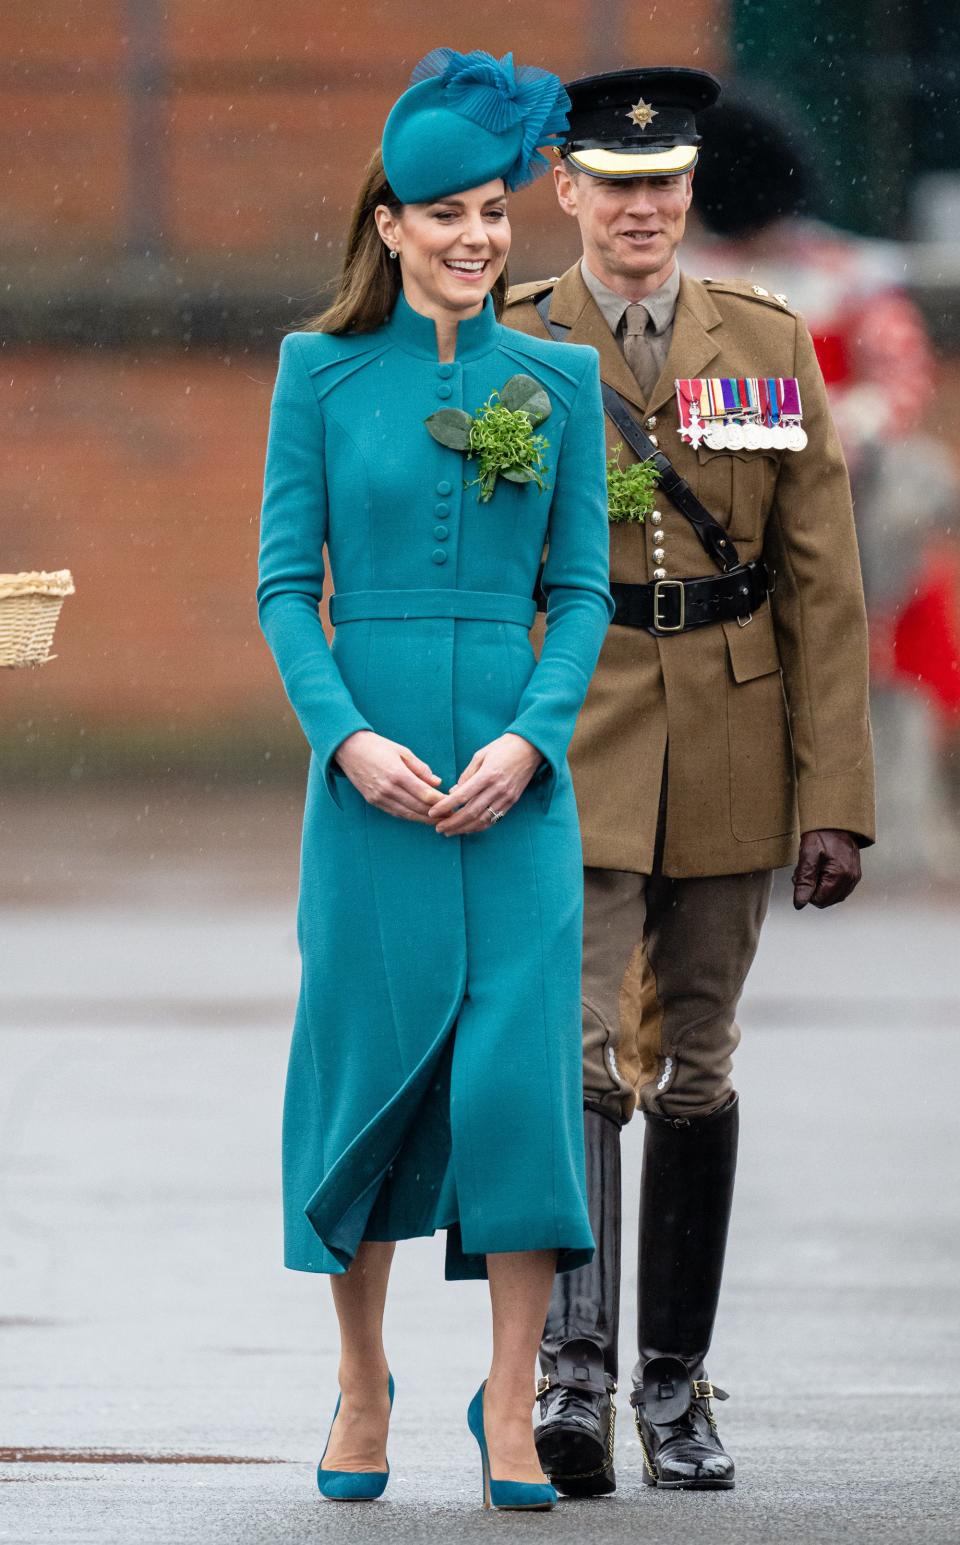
left=581, top=864, right=773, bottom=1123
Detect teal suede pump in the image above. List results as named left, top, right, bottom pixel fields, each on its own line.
left=316, top=1373, right=395, bottom=1501
left=467, top=1383, right=558, bottom=1511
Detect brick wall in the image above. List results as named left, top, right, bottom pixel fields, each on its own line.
left=1, top=0, right=732, bottom=779
left=5, top=1, right=957, bottom=784
left=1, top=0, right=729, bottom=273
left=5, top=339, right=960, bottom=782
left=3, top=346, right=288, bottom=774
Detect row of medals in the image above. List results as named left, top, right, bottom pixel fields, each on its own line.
left=700, top=419, right=808, bottom=452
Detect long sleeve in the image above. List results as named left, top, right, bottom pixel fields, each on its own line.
left=764, top=318, right=876, bottom=843
left=257, top=332, right=372, bottom=807
left=505, top=349, right=616, bottom=810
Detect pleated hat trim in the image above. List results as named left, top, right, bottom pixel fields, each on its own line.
left=409, top=47, right=570, bottom=191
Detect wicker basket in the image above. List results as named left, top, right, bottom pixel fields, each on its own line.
left=0, top=570, right=75, bottom=667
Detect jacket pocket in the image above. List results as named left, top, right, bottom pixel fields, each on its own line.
left=695, top=446, right=779, bottom=543
left=722, top=608, right=781, bottom=681
left=723, top=609, right=796, bottom=841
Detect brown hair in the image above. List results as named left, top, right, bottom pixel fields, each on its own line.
left=304, top=147, right=508, bottom=335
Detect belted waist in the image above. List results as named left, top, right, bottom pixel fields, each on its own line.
left=329, top=588, right=537, bottom=627
left=611, top=561, right=770, bottom=635
left=534, top=560, right=769, bottom=636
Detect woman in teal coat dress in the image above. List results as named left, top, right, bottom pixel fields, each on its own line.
left=257, top=49, right=614, bottom=1505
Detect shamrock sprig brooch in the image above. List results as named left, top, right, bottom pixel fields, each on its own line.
left=425, top=374, right=551, bottom=502
left=606, top=443, right=660, bottom=524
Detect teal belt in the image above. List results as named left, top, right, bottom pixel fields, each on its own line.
left=330, top=588, right=536, bottom=628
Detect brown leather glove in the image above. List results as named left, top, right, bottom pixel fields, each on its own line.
left=792, top=829, right=862, bottom=910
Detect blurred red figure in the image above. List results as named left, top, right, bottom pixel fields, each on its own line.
left=686, top=95, right=960, bottom=877
left=723, top=229, right=934, bottom=469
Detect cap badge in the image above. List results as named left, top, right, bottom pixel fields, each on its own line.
left=626, top=99, right=658, bottom=130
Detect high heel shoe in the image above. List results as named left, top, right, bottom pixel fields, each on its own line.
left=467, top=1382, right=557, bottom=1511
left=316, top=1372, right=394, bottom=1501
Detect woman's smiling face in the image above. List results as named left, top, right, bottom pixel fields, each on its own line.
left=376, top=179, right=510, bottom=317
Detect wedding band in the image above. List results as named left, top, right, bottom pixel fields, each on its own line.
left=487, top=807, right=505, bottom=824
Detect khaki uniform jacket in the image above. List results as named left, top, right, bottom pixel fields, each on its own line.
left=504, top=263, right=876, bottom=877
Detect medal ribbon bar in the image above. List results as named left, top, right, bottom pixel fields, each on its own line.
left=675, top=377, right=807, bottom=451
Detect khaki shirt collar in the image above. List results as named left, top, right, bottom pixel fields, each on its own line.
left=579, top=259, right=681, bottom=338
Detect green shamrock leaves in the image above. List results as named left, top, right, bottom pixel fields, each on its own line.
left=606, top=444, right=660, bottom=523
left=425, top=374, right=552, bottom=503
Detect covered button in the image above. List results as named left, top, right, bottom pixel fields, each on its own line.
left=431, top=549, right=448, bottom=565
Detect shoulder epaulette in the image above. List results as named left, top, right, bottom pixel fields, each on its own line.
left=700, top=276, right=796, bottom=315
left=505, top=278, right=560, bottom=308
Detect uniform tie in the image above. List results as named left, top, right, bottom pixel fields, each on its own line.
left=622, top=301, right=659, bottom=398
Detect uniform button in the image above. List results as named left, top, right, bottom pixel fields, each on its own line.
left=651, top=511, right=663, bottom=525
left=436, top=480, right=452, bottom=496
left=437, top=363, right=454, bottom=379
left=653, top=567, right=667, bottom=581
left=653, top=547, right=666, bottom=563
left=436, top=384, right=453, bottom=400
left=433, top=525, right=449, bottom=540
left=431, top=548, right=448, bottom=565
left=435, top=502, right=450, bottom=518
left=646, top=416, right=657, bottom=429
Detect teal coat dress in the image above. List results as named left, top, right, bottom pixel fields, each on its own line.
left=257, top=291, right=614, bottom=1280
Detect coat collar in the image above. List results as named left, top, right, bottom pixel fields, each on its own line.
left=385, top=290, right=500, bottom=362
left=548, top=263, right=723, bottom=416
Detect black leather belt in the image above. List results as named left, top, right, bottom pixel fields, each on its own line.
left=535, top=559, right=770, bottom=635
left=614, top=560, right=770, bottom=635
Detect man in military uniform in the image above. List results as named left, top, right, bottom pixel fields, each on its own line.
left=503, top=68, right=875, bottom=1496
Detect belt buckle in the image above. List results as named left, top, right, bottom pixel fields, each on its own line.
left=653, top=578, right=685, bottom=633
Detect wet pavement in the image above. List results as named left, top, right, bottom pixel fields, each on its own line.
left=1, top=790, right=959, bottom=1542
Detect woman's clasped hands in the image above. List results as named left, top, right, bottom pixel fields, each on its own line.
left=429, top=733, right=543, bottom=834
left=335, top=730, right=543, bottom=834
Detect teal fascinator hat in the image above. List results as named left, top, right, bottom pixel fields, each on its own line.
left=382, top=48, right=570, bottom=204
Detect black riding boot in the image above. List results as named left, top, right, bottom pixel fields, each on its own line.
left=534, top=1106, right=621, bottom=1496
left=630, top=1094, right=738, bottom=1490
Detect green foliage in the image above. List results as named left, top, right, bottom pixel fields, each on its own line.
left=499, top=374, right=551, bottom=423
left=466, top=397, right=549, bottom=501
left=606, top=443, right=660, bottom=524
left=423, top=408, right=472, bottom=448
left=425, top=374, right=551, bottom=503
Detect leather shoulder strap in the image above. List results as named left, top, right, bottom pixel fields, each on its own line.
left=534, top=293, right=741, bottom=573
